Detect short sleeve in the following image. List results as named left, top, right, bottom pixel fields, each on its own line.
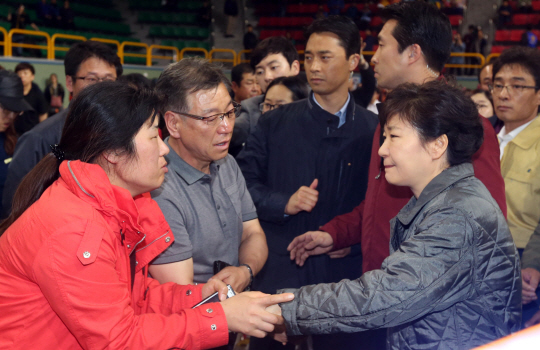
left=151, top=186, right=193, bottom=264
left=230, top=156, right=258, bottom=222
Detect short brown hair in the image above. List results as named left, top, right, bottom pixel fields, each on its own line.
left=156, top=58, right=230, bottom=114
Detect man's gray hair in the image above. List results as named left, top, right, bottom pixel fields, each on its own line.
left=156, top=57, right=231, bottom=114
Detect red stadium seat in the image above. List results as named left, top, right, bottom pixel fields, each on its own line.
left=291, top=31, right=304, bottom=41
left=370, top=16, right=383, bottom=27
left=531, top=14, right=540, bottom=25
left=259, top=30, right=273, bottom=40
left=258, top=17, right=271, bottom=26
left=287, top=4, right=302, bottom=13
left=512, top=14, right=530, bottom=25
left=448, top=15, right=463, bottom=27
left=491, top=45, right=509, bottom=54
left=495, top=30, right=511, bottom=41
left=532, top=1, right=540, bottom=11
left=510, top=30, right=525, bottom=42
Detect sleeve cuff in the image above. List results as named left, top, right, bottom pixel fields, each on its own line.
left=277, top=288, right=302, bottom=336
left=242, top=211, right=258, bottom=222
left=190, top=302, right=229, bottom=349
left=151, top=251, right=192, bottom=264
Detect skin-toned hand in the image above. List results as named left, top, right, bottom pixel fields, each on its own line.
left=525, top=309, right=540, bottom=328
left=201, top=278, right=230, bottom=301
left=287, top=230, right=334, bottom=266
left=327, top=247, right=351, bottom=259
left=359, top=36, right=368, bottom=67
left=221, top=292, right=295, bottom=338
left=285, top=179, right=319, bottom=215
left=211, top=266, right=251, bottom=293
left=522, top=268, right=540, bottom=304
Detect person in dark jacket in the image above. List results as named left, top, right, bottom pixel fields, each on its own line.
left=231, top=37, right=300, bottom=157
left=237, top=16, right=378, bottom=350
left=14, top=62, right=48, bottom=135
left=1, top=41, right=123, bottom=219
left=280, top=80, right=521, bottom=350
left=243, top=24, right=258, bottom=51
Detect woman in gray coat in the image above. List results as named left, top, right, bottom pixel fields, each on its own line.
left=278, top=80, right=521, bottom=349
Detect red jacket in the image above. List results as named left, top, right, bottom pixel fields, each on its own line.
left=321, top=117, right=507, bottom=273
left=0, top=161, right=228, bottom=349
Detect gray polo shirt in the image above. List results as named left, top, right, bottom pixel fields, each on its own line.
left=151, top=138, right=258, bottom=283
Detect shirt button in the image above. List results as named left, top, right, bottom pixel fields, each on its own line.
left=223, top=223, right=227, bottom=227
left=186, top=290, right=192, bottom=296
left=83, top=251, right=91, bottom=259
left=217, top=205, right=220, bottom=210
left=165, top=236, right=171, bottom=243
left=206, top=308, right=213, bottom=313
left=211, top=324, right=217, bottom=331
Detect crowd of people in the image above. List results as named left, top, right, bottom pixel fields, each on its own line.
left=0, top=1, right=540, bottom=350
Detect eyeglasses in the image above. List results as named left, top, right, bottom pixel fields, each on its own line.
left=489, top=83, right=539, bottom=96
left=73, top=75, right=116, bottom=84
left=171, top=101, right=241, bottom=126
left=259, top=102, right=284, bottom=112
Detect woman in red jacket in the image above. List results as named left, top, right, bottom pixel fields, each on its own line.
left=0, top=82, right=292, bottom=349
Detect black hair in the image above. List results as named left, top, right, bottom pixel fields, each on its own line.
left=265, top=75, right=310, bottom=102
left=231, top=63, right=254, bottom=85
left=117, top=73, right=153, bottom=90
left=0, top=82, right=159, bottom=233
left=470, top=88, right=493, bottom=104
left=250, top=37, right=299, bottom=69
left=64, top=40, right=123, bottom=78
left=380, top=80, right=483, bottom=166
left=14, top=62, right=35, bottom=75
left=304, top=15, right=360, bottom=58
left=477, top=60, right=495, bottom=85
left=493, top=46, right=540, bottom=89
left=156, top=57, right=230, bottom=114
left=380, top=2, right=452, bottom=73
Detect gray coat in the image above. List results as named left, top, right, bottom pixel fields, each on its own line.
left=280, top=163, right=521, bottom=350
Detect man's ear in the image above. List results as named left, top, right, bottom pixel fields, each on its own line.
left=290, top=60, right=301, bottom=76
left=430, top=134, right=448, bottom=161
left=348, top=53, right=361, bottom=72
left=164, top=111, right=182, bottom=138
left=534, top=88, right=540, bottom=106
left=407, top=44, right=423, bottom=65
left=231, top=81, right=239, bottom=94
left=65, top=75, right=74, bottom=94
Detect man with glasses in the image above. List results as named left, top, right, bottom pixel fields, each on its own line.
left=1, top=40, right=122, bottom=218
left=150, top=59, right=268, bottom=306
left=492, top=47, right=540, bottom=328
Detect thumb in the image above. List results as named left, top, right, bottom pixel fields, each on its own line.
left=310, top=178, right=318, bottom=190
left=259, top=293, right=295, bottom=308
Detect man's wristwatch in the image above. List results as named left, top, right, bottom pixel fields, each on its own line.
left=240, top=263, right=253, bottom=290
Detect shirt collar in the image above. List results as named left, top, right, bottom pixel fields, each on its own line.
left=312, top=93, right=350, bottom=128
left=396, top=163, right=475, bottom=226
left=497, top=118, right=534, bottom=142
left=165, top=137, right=224, bottom=185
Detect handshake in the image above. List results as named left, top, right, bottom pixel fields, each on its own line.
left=202, top=280, right=292, bottom=342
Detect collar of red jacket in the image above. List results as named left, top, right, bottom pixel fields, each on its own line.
left=58, top=160, right=173, bottom=267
